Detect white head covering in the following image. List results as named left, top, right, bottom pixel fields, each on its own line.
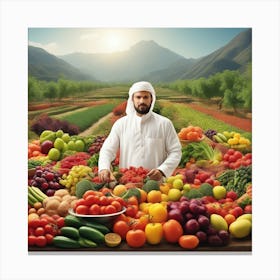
left=125, top=81, right=156, bottom=116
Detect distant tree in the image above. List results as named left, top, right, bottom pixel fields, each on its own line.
left=44, top=82, right=58, bottom=101
left=28, top=76, right=41, bottom=101
left=58, top=79, right=69, bottom=99
left=220, top=70, right=244, bottom=112
left=240, top=63, right=252, bottom=110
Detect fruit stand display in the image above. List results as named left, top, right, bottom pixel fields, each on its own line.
left=28, top=126, right=252, bottom=252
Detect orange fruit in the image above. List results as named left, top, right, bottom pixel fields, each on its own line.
left=178, top=235, right=199, bottom=249
left=147, top=190, right=162, bottom=203
left=224, top=214, right=236, bottom=225
left=113, top=185, right=127, bottom=196
left=163, top=219, right=183, bottom=243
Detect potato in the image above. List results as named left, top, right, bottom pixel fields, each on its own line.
left=45, top=199, right=60, bottom=211
left=57, top=200, right=71, bottom=217
left=54, top=189, right=69, bottom=197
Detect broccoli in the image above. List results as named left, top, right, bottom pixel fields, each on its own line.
left=143, top=179, right=160, bottom=193
left=199, top=183, right=214, bottom=196
left=184, top=188, right=204, bottom=199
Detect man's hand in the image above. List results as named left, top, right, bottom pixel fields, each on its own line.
left=147, top=169, right=165, bottom=181
left=98, top=169, right=111, bottom=183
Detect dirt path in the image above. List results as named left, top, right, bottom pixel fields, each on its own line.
left=186, top=103, right=252, bottom=132
left=79, top=112, right=113, bottom=136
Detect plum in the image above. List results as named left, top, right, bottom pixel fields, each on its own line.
left=184, top=219, right=200, bottom=234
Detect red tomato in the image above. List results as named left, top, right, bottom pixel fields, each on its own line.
left=229, top=206, right=244, bottom=218
left=99, top=196, right=109, bottom=206
left=44, top=224, right=55, bottom=235
left=45, top=233, right=54, bottom=244
left=35, top=236, right=47, bottom=247
left=113, top=220, right=130, bottom=240
left=28, top=218, right=41, bottom=228
left=244, top=204, right=252, bottom=214
left=39, top=218, right=49, bottom=227
left=84, top=195, right=96, bottom=206
left=104, top=205, right=117, bottom=214
left=34, top=227, right=45, bottom=236
left=73, top=199, right=86, bottom=211
left=28, top=235, right=37, bottom=246
left=89, top=204, right=100, bottom=215
left=226, top=191, right=238, bottom=201
left=111, top=201, right=122, bottom=212
left=55, top=217, right=65, bottom=228
left=227, top=149, right=235, bottom=155
left=126, top=229, right=146, bottom=248
left=83, top=190, right=97, bottom=199
left=75, top=205, right=89, bottom=215
left=125, top=205, right=138, bottom=218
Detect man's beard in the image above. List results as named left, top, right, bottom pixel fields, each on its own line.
left=134, top=104, right=151, bottom=115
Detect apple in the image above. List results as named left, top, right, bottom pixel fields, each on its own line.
left=40, top=140, right=54, bottom=154
left=212, top=185, right=227, bottom=200
left=53, top=138, right=65, bottom=150
left=55, top=129, right=64, bottom=138
left=74, top=139, right=85, bottom=152
left=67, top=140, right=76, bottom=150
left=48, top=148, right=61, bottom=161
left=61, top=133, right=71, bottom=143
left=183, top=183, right=191, bottom=192
left=172, top=178, right=183, bottom=190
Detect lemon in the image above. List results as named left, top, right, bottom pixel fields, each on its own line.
left=105, top=233, right=122, bottom=247
left=168, top=188, right=182, bottom=201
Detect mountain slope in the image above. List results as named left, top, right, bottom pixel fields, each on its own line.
left=28, top=46, right=95, bottom=81
left=179, top=29, right=252, bottom=79
left=60, top=40, right=194, bottom=82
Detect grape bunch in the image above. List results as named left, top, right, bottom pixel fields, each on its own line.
left=88, top=135, right=107, bottom=155
left=204, top=129, right=217, bottom=141
left=59, top=165, right=93, bottom=195
left=30, top=166, right=64, bottom=196
left=167, top=197, right=230, bottom=246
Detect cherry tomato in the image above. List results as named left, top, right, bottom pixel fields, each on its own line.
left=44, top=224, right=55, bottom=235
left=99, top=196, right=109, bottom=206
left=84, top=195, right=96, bottom=206
left=55, top=217, right=65, bottom=228
left=34, top=227, right=45, bottom=236
left=28, top=235, right=37, bottom=246
left=45, top=233, right=54, bottom=244
left=111, top=201, right=122, bottom=212
left=125, top=205, right=138, bottom=218
left=104, top=205, right=117, bottom=214
left=28, top=218, right=41, bottom=228
left=35, top=235, right=47, bottom=247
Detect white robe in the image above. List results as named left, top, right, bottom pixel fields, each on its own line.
left=98, top=111, right=182, bottom=178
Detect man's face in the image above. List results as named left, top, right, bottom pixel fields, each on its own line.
left=133, top=91, right=152, bottom=115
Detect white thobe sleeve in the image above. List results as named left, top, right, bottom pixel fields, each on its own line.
left=98, top=123, right=120, bottom=172
left=157, top=121, right=182, bottom=178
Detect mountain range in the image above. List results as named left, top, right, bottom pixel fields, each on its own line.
left=28, top=29, right=251, bottom=83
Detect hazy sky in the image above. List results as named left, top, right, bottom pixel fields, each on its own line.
left=28, top=28, right=247, bottom=59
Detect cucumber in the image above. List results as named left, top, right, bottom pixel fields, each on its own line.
left=78, top=237, right=98, bottom=248
left=60, top=226, right=80, bottom=240
left=53, top=236, right=81, bottom=249
left=83, top=220, right=110, bottom=234
left=64, top=215, right=110, bottom=234
left=64, top=215, right=84, bottom=228
left=79, top=226, right=105, bottom=244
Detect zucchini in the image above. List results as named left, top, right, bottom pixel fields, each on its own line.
left=79, top=226, right=105, bottom=244
left=53, top=236, right=81, bottom=249
left=60, top=226, right=80, bottom=240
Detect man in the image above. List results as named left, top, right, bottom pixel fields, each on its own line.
left=98, top=81, right=182, bottom=182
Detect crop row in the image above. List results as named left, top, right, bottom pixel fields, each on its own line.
left=159, top=101, right=252, bottom=140
left=57, top=101, right=120, bottom=131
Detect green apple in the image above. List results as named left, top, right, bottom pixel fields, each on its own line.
left=55, top=129, right=64, bottom=138
left=53, top=137, right=65, bottom=150
left=62, top=142, right=68, bottom=152
left=67, top=140, right=76, bottom=150
left=213, top=185, right=227, bottom=200
left=167, top=188, right=182, bottom=201
left=61, top=133, right=71, bottom=143
left=183, top=183, right=191, bottom=192
left=48, top=148, right=61, bottom=161
left=172, top=178, right=183, bottom=190
left=74, top=139, right=85, bottom=152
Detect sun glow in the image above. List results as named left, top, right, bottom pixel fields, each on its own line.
left=103, top=32, right=124, bottom=52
